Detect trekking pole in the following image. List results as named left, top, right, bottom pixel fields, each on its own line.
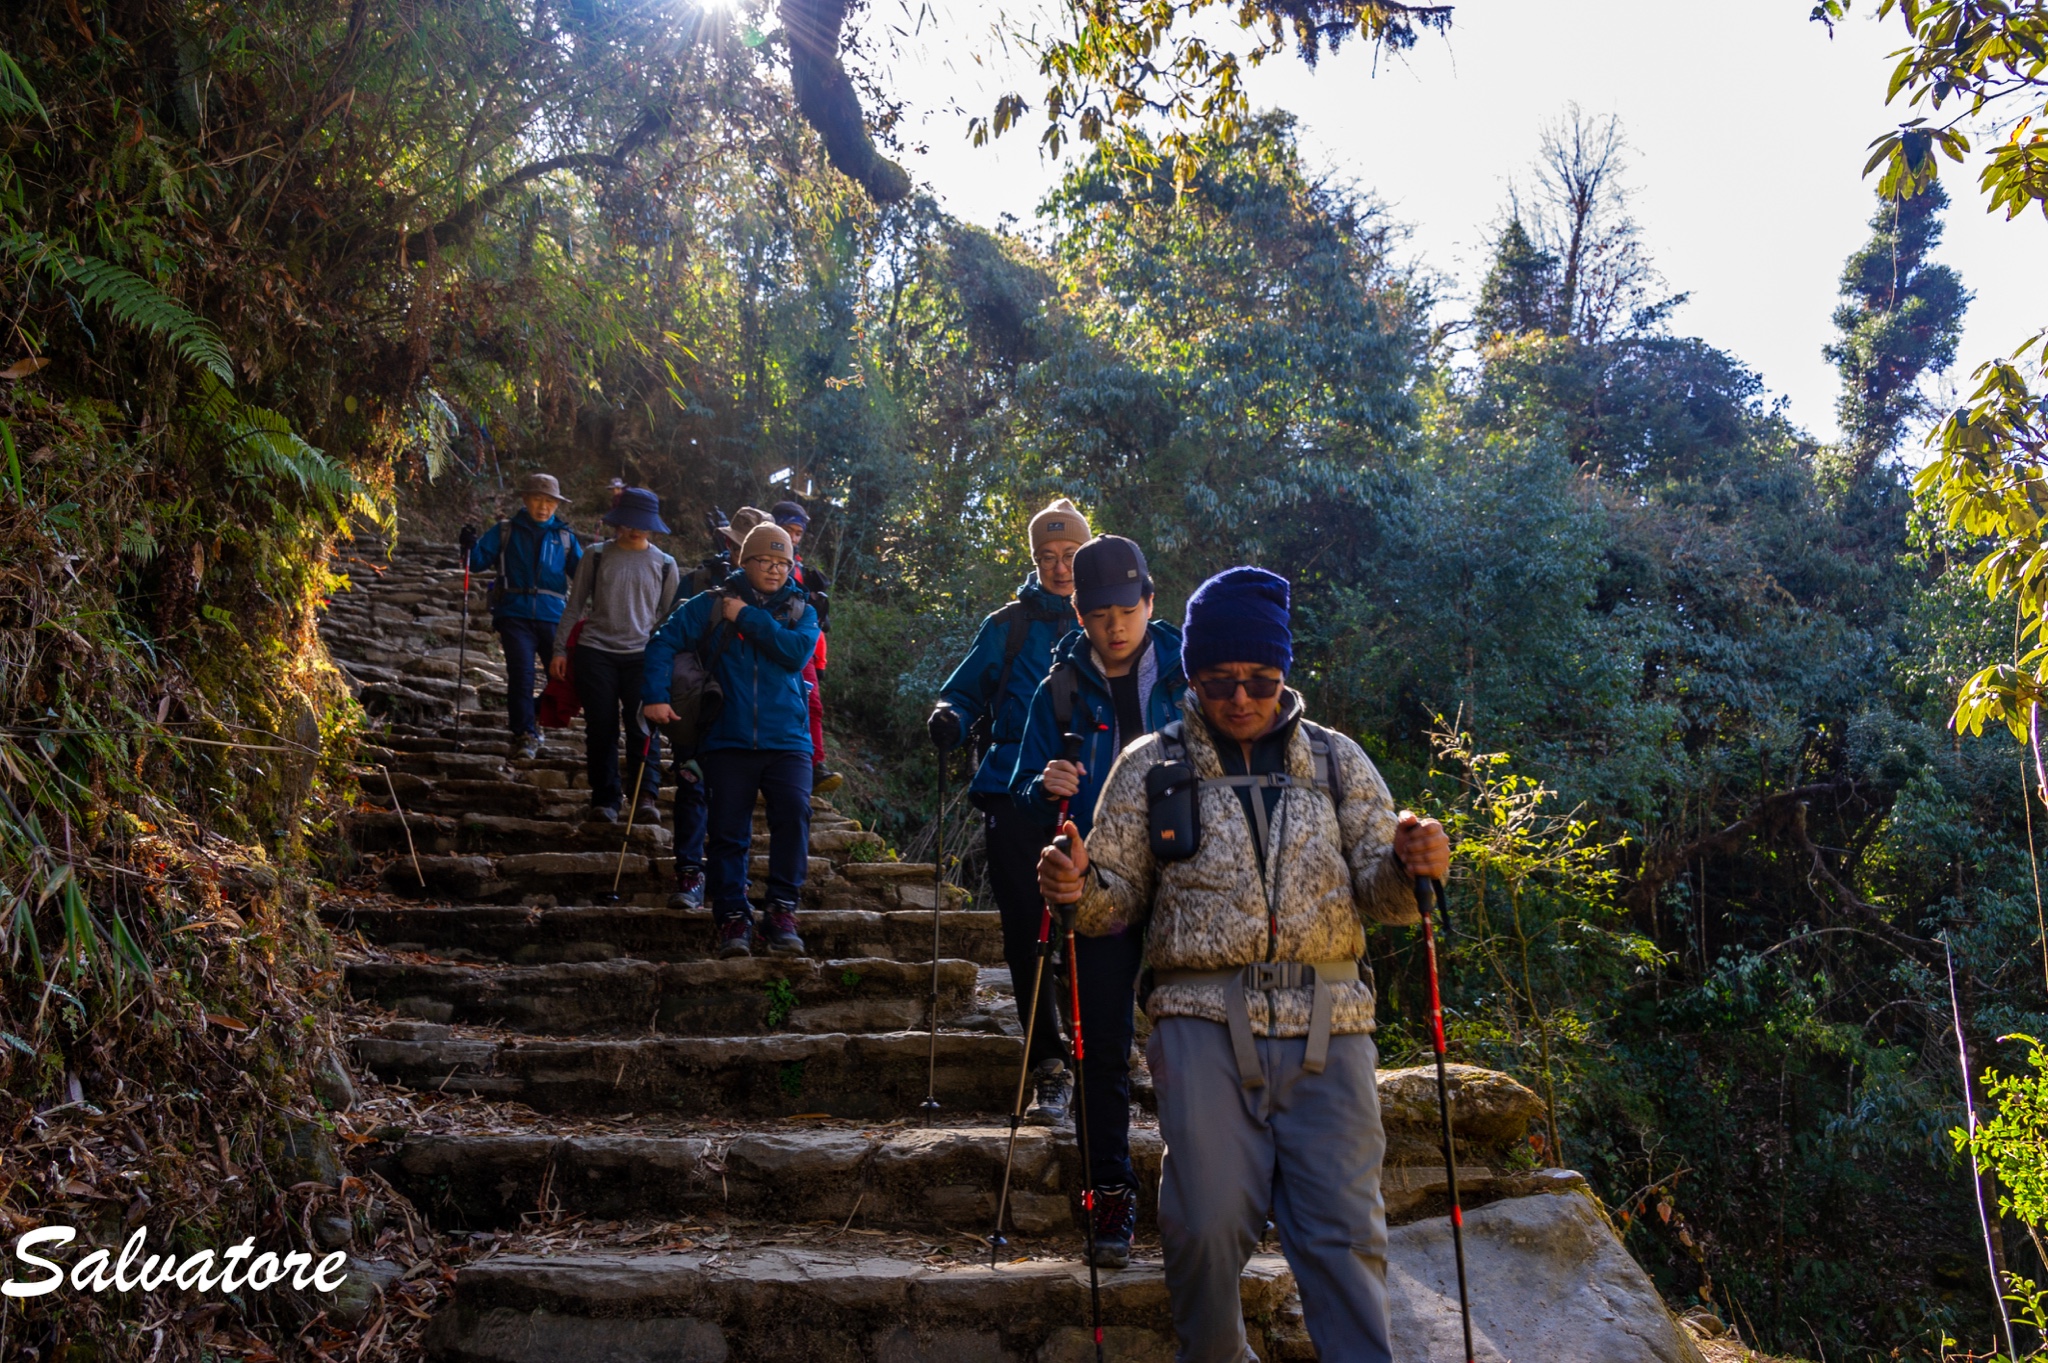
left=1418, top=875, right=1475, bottom=1363
left=454, top=552, right=472, bottom=729
left=989, top=730, right=1088, bottom=1268
left=605, top=731, right=656, bottom=904
left=920, top=747, right=947, bottom=1124
left=1062, top=841, right=1104, bottom=1363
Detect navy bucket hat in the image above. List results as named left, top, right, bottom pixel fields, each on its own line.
left=602, top=487, right=670, bottom=535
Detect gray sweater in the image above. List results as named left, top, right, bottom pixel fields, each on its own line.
left=553, top=540, right=681, bottom=656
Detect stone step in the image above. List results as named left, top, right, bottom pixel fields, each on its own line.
left=422, top=1246, right=1302, bottom=1363
left=378, top=1121, right=1534, bottom=1238
left=344, top=956, right=983, bottom=1036
left=349, top=810, right=674, bottom=857
left=346, top=1029, right=1022, bottom=1118
left=323, top=903, right=1007, bottom=965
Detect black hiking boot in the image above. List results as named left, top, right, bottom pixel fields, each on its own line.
left=715, top=910, right=755, bottom=959
left=813, top=767, right=844, bottom=795
left=1023, top=1059, right=1072, bottom=1128
left=761, top=901, right=805, bottom=957
left=1086, top=1184, right=1138, bottom=1269
left=591, top=802, right=621, bottom=824
left=514, top=732, right=543, bottom=761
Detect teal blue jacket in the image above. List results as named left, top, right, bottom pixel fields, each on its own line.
left=935, top=573, right=1081, bottom=798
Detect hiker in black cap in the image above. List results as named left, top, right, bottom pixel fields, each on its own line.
left=1009, top=534, right=1185, bottom=1269
left=464, top=473, right=583, bottom=760
left=551, top=488, right=682, bottom=825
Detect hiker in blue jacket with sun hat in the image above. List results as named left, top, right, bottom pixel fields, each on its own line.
left=464, top=473, right=583, bottom=759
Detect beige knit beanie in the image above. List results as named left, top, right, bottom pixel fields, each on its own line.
left=1028, top=498, right=1092, bottom=554
left=739, top=522, right=794, bottom=565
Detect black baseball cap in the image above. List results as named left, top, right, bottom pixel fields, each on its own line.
left=1073, top=535, right=1153, bottom=613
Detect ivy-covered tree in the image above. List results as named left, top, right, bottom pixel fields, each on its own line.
left=1822, top=183, right=1968, bottom=484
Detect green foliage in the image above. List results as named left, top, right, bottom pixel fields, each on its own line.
left=0, top=234, right=235, bottom=385
left=764, top=976, right=799, bottom=1028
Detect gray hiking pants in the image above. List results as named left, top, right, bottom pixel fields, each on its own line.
left=1148, top=1016, right=1392, bottom=1363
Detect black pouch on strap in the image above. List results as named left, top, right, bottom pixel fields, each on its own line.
left=1146, top=759, right=1201, bottom=862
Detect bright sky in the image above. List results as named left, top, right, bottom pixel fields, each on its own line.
left=876, top=0, right=2038, bottom=447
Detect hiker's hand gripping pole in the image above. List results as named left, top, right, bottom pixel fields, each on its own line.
left=1418, top=874, right=1475, bottom=1363
left=990, top=729, right=1087, bottom=1268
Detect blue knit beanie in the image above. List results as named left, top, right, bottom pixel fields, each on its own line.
left=1182, top=567, right=1292, bottom=675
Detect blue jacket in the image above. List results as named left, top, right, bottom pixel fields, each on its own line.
left=1011, top=622, right=1185, bottom=836
left=936, top=573, right=1081, bottom=798
left=470, top=510, right=583, bottom=625
left=641, top=571, right=821, bottom=754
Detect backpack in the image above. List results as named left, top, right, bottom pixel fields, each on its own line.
left=1145, top=719, right=1346, bottom=863
left=663, top=590, right=808, bottom=752
left=967, top=599, right=1070, bottom=754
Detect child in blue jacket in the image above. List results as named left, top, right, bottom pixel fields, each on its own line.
left=642, top=522, right=821, bottom=958
left=1009, top=534, right=1184, bottom=1270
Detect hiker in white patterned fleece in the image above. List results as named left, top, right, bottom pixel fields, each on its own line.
left=1039, top=565, right=1448, bottom=1363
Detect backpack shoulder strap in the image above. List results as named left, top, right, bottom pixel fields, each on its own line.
left=1048, top=660, right=1084, bottom=736
left=1299, top=720, right=1343, bottom=805
left=982, top=600, right=1033, bottom=705
left=1157, top=719, right=1187, bottom=764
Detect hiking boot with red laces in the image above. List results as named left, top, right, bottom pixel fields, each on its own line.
left=1085, top=1183, right=1138, bottom=1269
left=669, top=867, right=705, bottom=911
left=761, top=902, right=805, bottom=957
left=715, top=911, right=754, bottom=959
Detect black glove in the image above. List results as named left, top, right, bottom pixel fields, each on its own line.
left=458, top=525, right=478, bottom=556
left=927, top=706, right=963, bottom=752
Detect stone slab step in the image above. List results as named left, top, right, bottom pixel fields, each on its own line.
left=423, top=1246, right=1300, bottom=1363
left=322, top=903, right=1006, bottom=964
left=349, top=810, right=673, bottom=857
left=379, top=1126, right=1547, bottom=1237
left=347, top=1030, right=1022, bottom=1118
left=383, top=1125, right=1097, bottom=1234
left=345, top=956, right=982, bottom=1036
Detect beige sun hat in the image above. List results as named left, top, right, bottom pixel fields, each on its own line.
left=516, top=472, right=572, bottom=503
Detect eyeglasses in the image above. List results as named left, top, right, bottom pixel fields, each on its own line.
left=744, top=556, right=790, bottom=570
left=1196, top=676, right=1283, bottom=701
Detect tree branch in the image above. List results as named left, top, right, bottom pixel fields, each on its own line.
left=783, top=0, right=910, bottom=203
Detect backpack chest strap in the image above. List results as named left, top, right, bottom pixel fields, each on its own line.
left=1152, top=960, right=1362, bottom=1085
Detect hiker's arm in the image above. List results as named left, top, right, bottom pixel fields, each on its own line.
left=934, top=616, right=1001, bottom=740
left=552, top=550, right=598, bottom=655
left=736, top=601, right=820, bottom=671
left=1008, top=680, right=1069, bottom=820
left=1335, top=738, right=1424, bottom=927
left=468, top=522, right=502, bottom=573
left=1066, top=744, right=1158, bottom=936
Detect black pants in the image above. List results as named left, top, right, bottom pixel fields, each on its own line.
left=1072, top=925, right=1143, bottom=1189
left=572, top=645, right=658, bottom=808
left=985, top=801, right=1068, bottom=1075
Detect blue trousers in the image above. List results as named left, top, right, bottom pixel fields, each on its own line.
left=495, top=617, right=554, bottom=738
left=702, top=749, right=812, bottom=919
left=672, top=757, right=708, bottom=875
left=1149, top=1018, right=1391, bottom=1363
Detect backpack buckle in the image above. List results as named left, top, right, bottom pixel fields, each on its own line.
left=1246, top=963, right=1294, bottom=991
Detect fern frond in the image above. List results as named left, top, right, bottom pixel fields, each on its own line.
left=0, top=47, right=48, bottom=126
left=193, top=372, right=377, bottom=522
left=1, top=234, right=234, bottom=385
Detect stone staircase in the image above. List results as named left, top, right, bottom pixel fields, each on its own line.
left=318, top=537, right=1711, bottom=1363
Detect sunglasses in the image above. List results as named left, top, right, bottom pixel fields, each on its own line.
left=1197, top=676, right=1284, bottom=701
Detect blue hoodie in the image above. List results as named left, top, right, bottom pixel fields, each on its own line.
left=641, top=571, right=821, bottom=754
left=469, top=510, right=583, bottom=625
left=936, top=573, right=1081, bottom=798
left=1011, top=620, right=1185, bottom=836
